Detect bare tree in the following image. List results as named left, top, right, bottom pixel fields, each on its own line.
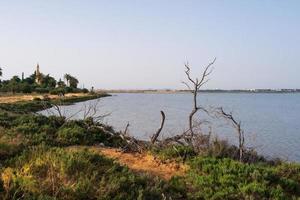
left=150, top=58, right=217, bottom=148
left=182, top=58, right=216, bottom=138
left=217, top=107, right=245, bottom=162
left=51, top=103, right=64, bottom=118
left=41, top=97, right=65, bottom=118
left=42, top=97, right=110, bottom=122
left=81, top=98, right=111, bottom=122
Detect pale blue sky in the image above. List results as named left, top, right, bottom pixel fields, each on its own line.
left=0, top=0, right=299, bottom=89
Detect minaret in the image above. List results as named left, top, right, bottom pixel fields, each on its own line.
left=35, top=63, right=42, bottom=84
left=36, top=63, right=40, bottom=74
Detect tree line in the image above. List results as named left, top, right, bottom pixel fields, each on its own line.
left=0, top=67, right=88, bottom=94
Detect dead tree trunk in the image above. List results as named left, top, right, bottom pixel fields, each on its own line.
left=217, top=107, right=245, bottom=162
left=151, top=111, right=166, bottom=144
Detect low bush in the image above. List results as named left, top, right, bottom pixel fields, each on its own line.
left=0, top=100, right=52, bottom=113
left=49, top=87, right=66, bottom=95
left=0, top=146, right=183, bottom=199
left=151, top=145, right=196, bottom=162
left=82, top=88, right=89, bottom=93
left=0, top=111, right=123, bottom=148
left=35, top=87, right=50, bottom=94
left=57, top=125, right=86, bottom=145
left=0, top=143, right=23, bottom=162
left=185, top=156, right=300, bottom=199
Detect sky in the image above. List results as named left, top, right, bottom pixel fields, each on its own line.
left=0, top=0, right=299, bottom=90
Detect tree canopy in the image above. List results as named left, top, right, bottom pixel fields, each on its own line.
left=0, top=67, right=87, bottom=94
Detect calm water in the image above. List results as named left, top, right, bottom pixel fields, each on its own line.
left=40, top=93, right=300, bottom=162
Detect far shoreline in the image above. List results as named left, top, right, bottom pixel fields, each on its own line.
left=98, top=89, right=300, bottom=94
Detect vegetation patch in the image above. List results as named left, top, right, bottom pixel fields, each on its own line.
left=0, top=146, right=185, bottom=200
left=182, top=156, right=300, bottom=199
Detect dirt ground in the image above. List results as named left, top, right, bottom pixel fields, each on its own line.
left=69, top=146, right=188, bottom=180
left=0, top=93, right=88, bottom=104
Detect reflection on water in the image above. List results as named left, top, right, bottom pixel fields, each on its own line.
left=40, top=93, right=300, bottom=162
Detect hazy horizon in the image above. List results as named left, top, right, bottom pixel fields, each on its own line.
left=1, top=1, right=299, bottom=90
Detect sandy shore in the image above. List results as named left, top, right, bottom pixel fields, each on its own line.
left=0, top=93, right=89, bottom=104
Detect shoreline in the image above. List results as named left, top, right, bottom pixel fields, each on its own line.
left=0, top=91, right=300, bottom=199
left=0, top=92, right=109, bottom=104
left=98, top=89, right=300, bottom=94
left=0, top=92, right=110, bottom=113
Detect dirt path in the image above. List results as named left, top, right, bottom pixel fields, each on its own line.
left=0, top=93, right=88, bottom=103
left=69, top=146, right=188, bottom=180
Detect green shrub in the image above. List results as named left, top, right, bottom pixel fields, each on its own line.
left=152, top=145, right=196, bottom=162
left=0, top=101, right=52, bottom=113
left=0, top=146, right=181, bottom=199
left=57, top=125, right=86, bottom=145
left=35, top=88, right=49, bottom=94
left=185, top=156, right=300, bottom=199
left=0, top=143, right=23, bottom=162
left=0, top=110, right=122, bottom=148
left=65, top=87, right=73, bottom=93
left=0, top=112, right=15, bottom=128
left=49, top=87, right=66, bottom=95
left=82, top=88, right=89, bottom=93
left=2, top=114, right=61, bottom=146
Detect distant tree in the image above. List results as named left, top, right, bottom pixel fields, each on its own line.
left=64, top=74, right=79, bottom=88
left=0, top=67, right=2, bottom=84
left=8, top=76, right=21, bottom=93
left=0, top=68, right=83, bottom=94
left=69, top=76, right=79, bottom=88
left=10, top=76, right=21, bottom=83
left=64, top=74, right=71, bottom=87
left=20, top=82, right=32, bottom=93
left=57, top=78, right=66, bottom=87
left=41, top=74, right=57, bottom=88
left=23, top=73, right=36, bottom=85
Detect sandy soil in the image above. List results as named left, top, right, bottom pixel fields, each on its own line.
left=69, top=146, right=188, bottom=180
left=0, top=93, right=88, bottom=104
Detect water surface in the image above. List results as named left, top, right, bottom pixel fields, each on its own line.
left=40, top=93, right=300, bottom=162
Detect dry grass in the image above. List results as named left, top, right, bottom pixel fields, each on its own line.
left=0, top=93, right=88, bottom=104
left=69, top=146, right=188, bottom=180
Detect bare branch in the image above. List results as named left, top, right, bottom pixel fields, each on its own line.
left=181, top=81, right=192, bottom=91
left=217, top=107, right=245, bottom=162
left=119, top=122, right=144, bottom=153
left=52, top=103, right=63, bottom=118
left=151, top=111, right=166, bottom=144
left=124, top=122, right=130, bottom=136
left=197, top=57, right=216, bottom=88
left=184, top=62, right=196, bottom=85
